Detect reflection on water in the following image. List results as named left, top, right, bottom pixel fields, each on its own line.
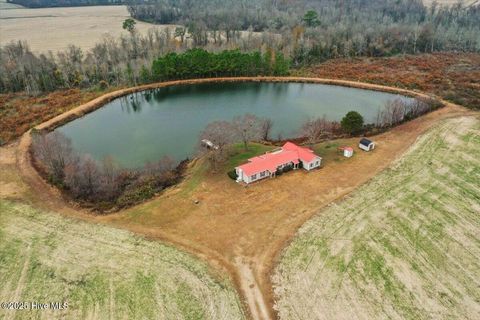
left=56, top=82, right=412, bottom=168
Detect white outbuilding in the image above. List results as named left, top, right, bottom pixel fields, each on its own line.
left=343, top=147, right=354, bottom=157
left=359, top=138, right=375, bottom=151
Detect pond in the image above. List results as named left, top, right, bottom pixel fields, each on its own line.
left=56, top=82, right=412, bottom=168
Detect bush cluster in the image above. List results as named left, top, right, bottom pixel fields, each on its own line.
left=375, top=97, right=442, bottom=128
left=227, top=170, right=238, bottom=180
left=31, top=131, right=184, bottom=212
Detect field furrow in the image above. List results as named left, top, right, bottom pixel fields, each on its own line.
left=273, top=116, right=480, bottom=320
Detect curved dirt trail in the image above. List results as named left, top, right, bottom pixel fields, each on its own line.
left=7, top=77, right=475, bottom=320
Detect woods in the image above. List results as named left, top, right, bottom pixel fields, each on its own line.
left=0, top=38, right=289, bottom=95
left=151, top=49, right=289, bottom=81
left=1, top=0, right=479, bottom=97
left=128, top=0, right=480, bottom=62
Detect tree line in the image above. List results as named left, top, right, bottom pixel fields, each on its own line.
left=150, top=49, right=289, bottom=82
left=128, top=0, right=480, bottom=64
left=1, top=0, right=478, bottom=95
left=31, top=130, right=184, bottom=211
left=0, top=35, right=289, bottom=95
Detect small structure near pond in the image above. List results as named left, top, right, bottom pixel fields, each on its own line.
left=359, top=138, right=375, bottom=151
left=340, top=146, right=354, bottom=158
left=235, top=142, right=322, bottom=184
left=201, top=139, right=219, bottom=150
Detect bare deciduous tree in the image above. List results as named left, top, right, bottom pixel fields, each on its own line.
left=260, top=118, right=274, bottom=141
left=378, top=98, right=408, bottom=127
left=32, top=131, right=75, bottom=183
left=301, top=115, right=338, bottom=145
left=200, top=120, right=236, bottom=171
left=376, top=97, right=440, bottom=128
left=32, top=131, right=182, bottom=208
left=232, top=113, right=261, bottom=150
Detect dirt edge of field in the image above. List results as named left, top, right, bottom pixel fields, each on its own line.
left=13, top=77, right=470, bottom=320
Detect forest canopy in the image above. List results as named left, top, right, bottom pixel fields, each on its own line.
left=126, top=0, right=480, bottom=64
left=1, top=0, right=479, bottom=95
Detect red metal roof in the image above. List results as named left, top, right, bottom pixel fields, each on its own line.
left=282, top=142, right=318, bottom=162
left=237, top=142, right=320, bottom=177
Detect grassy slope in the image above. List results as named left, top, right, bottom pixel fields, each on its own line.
left=273, top=116, right=480, bottom=319
left=0, top=201, right=245, bottom=320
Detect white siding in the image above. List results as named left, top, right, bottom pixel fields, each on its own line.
left=303, top=157, right=321, bottom=171
left=359, top=142, right=375, bottom=151
left=237, top=170, right=272, bottom=184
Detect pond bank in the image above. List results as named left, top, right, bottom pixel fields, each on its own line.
left=32, top=77, right=437, bottom=134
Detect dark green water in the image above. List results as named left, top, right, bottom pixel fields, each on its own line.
left=56, top=82, right=411, bottom=168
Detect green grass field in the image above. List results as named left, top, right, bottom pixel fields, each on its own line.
left=0, top=201, right=245, bottom=320
left=273, top=116, right=480, bottom=319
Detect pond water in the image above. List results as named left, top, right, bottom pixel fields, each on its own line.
left=56, top=82, right=411, bottom=168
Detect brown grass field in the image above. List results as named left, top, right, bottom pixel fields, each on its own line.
left=0, top=5, right=171, bottom=53
left=0, top=0, right=23, bottom=9
left=304, top=53, right=480, bottom=110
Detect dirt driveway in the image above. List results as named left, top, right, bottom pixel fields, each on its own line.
left=2, top=78, right=474, bottom=320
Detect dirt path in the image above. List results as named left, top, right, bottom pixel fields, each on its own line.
left=4, top=245, right=31, bottom=320
left=4, top=77, right=475, bottom=320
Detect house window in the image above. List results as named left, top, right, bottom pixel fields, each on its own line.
left=310, top=163, right=313, bottom=168
left=251, top=174, right=257, bottom=180
left=260, top=171, right=265, bottom=177
left=315, top=161, right=319, bottom=166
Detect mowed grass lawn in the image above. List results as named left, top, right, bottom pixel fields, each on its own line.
left=0, top=201, right=245, bottom=320
left=273, top=116, right=480, bottom=319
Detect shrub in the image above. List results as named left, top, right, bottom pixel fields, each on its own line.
left=31, top=131, right=75, bottom=185
left=98, top=80, right=109, bottom=90
left=341, top=111, right=364, bottom=135
left=282, top=164, right=293, bottom=172
left=227, top=170, right=238, bottom=180
left=116, top=176, right=157, bottom=208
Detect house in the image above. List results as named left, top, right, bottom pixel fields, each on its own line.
left=359, top=138, right=375, bottom=151
left=235, top=142, right=322, bottom=184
